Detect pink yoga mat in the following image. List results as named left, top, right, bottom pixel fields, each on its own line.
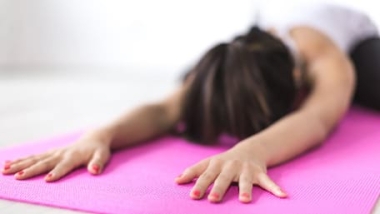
left=0, top=107, right=380, bottom=214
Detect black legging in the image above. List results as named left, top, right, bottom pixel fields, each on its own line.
left=350, top=37, right=380, bottom=110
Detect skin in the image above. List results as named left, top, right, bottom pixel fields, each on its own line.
left=2, top=26, right=355, bottom=203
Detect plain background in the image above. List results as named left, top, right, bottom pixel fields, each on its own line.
left=0, top=0, right=379, bottom=73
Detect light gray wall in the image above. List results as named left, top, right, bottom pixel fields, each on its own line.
left=0, top=0, right=378, bottom=73
left=0, top=0, right=255, bottom=72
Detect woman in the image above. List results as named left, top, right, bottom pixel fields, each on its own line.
left=2, top=3, right=380, bottom=203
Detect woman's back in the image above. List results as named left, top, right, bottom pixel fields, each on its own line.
left=257, top=3, right=378, bottom=53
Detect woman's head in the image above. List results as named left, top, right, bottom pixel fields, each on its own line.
left=181, top=26, right=297, bottom=144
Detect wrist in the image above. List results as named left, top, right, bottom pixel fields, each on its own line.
left=234, top=138, right=270, bottom=166
left=83, top=126, right=115, bottom=147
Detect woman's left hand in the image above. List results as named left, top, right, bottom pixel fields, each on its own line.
left=175, top=144, right=287, bottom=203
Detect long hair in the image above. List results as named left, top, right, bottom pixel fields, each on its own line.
left=180, top=26, right=297, bottom=144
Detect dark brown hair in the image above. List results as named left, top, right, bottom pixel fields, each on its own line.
left=180, top=26, right=297, bottom=144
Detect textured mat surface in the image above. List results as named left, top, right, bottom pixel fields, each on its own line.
left=0, top=108, right=380, bottom=214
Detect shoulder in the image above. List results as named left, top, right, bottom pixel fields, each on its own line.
left=290, top=26, right=341, bottom=61
left=289, top=26, right=355, bottom=102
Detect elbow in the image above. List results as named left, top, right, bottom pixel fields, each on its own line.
left=316, top=108, right=349, bottom=145
left=301, top=110, right=331, bottom=146
left=304, top=107, right=347, bottom=146
left=314, top=128, right=328, bottom=146
left=313, top=118, right=332, bottom=146
left=145, top=103, right=179, bottom=131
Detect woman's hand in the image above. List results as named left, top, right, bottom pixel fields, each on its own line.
left=175, top=144, right=287, bottom=203
left=2, top=131, right=112, bottom=182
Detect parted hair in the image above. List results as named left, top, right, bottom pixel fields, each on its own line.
left=180, top=26, right=297, bottom=144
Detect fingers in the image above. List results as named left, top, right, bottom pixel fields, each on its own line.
left=2, top=142, right=111, bottom=182
left=189, top=164, right=220, bottom=200
left=256, top=172, right=287, bottom=198
left=45, top=158, right=83, bottom=182
left=175, top=159, right=209, bottom=184
left=87, top=148, right=111, bottom=175
left=238, top=171, right=254, bottom=203
left=2, top=154, right=49, bottom=175
left=14, top=156, right=58, bottom=180
left=175, top=158, right=286, bottom=203
left=2, top=161, right=13, bottom=174
left=208, top=167, right=236, bottom=203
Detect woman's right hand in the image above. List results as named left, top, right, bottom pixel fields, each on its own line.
left=2, top=131, right=112, bottom=182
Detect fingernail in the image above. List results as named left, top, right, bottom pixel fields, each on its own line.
left=241, top=193, right=250, bottom=198
left=47, top=173, right=53, bottom=178
left=276, top=188, right=287, bottom=196
left=210, top=193, right=220, bottom=200
left=176, top=174, right=182, bottom=178
left=92, top=164, right=100, bottom=173
left=3, top=165, right=10, bottom=170
left=17, top=171, right=24, bottom=176
left=192, top=189, right=201, bottom=197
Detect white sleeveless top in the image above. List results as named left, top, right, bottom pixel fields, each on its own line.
left=257, top=3, right=379, bottom=57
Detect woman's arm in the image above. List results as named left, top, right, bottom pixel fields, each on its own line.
left=175, top=27, right=355, bottom=203
left=3, top=86, right=185, bottom=181
left=95, top=86, right=185, bottom=150
left=236, top=27, right=356, bottom=167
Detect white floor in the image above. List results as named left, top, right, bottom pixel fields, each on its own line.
left=0, top=68, right=379, bottom=213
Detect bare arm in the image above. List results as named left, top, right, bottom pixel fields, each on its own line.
left=3, top=83, right=186, bottom=181
left=94, top=86, right=185, bottom=150
left=236, top=27, right=356, bottom=166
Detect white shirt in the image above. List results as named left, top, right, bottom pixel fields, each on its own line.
left=257, top=3, right=378, bottom=55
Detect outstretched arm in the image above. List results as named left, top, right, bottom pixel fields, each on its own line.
left=176, top=27, right=355, bottom=203
left=3, top=85, right=185, bottom=181
left=237, top=27, right=355, bottom=166
left=97, top=86, right=185, bottom=150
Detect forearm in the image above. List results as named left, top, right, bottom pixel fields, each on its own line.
left=237, top=110, right=329, bottom=167
left=91, top=104, right=175, bottom=150
left=237, top=55, right=353, bottom=167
